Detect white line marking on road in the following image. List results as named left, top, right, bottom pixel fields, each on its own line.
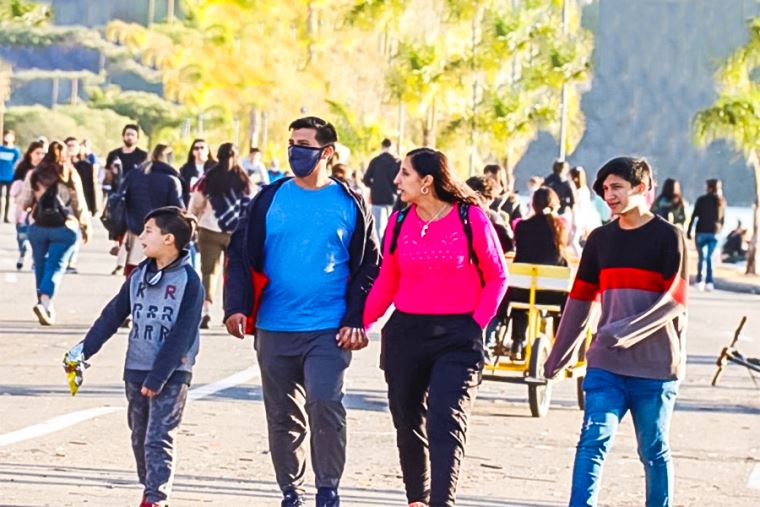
left=0, top=367, right=260, bottom=447
left=748, top=463, right=760, bottom=489
left=0, top=406, right=121, bottom=446
left=188, top=366, right=259, bottom=401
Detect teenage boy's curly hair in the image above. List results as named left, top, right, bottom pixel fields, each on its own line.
left=592, top=156, right=654, bottom=197
left=144, top=206, right=197, bottom=251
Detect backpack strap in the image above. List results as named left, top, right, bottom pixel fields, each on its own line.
left=458, top=203, right=485, bottom=288
left=388, top=206, right=410, bottom=254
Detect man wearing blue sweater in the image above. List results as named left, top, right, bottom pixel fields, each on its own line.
left=64, top=206, right=203, bottom=507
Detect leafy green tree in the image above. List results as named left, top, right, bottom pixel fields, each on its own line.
left=693, top=16, right=760, bottom=275
left=89, top=88, right=185, bottom=147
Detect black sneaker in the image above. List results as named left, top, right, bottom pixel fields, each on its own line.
left=316, top=487, right=340, bottom=507
left=66, top=266, right=79, bottom=274
left=200, top=314, right=211, bottom=329
left=281, top=489, right=305, bottom=507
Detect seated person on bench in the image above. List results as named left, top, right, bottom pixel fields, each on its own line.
left=506, top=187, right=569, bottom=359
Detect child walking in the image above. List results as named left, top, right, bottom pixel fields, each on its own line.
left=64, top=206, right=203, bottom=507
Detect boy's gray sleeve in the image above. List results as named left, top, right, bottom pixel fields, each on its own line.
left=82, top=279, right=132, bottom=359
left=143, top=268, right=204, bottom=392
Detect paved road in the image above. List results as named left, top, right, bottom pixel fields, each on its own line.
left=1, top=222, right=759, bottom=506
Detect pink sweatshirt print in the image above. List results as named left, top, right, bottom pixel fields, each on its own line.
left=364, top=203, right=509, bottom=329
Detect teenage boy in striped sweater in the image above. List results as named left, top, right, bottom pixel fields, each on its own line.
left=544, top=157, right=688, bottom=507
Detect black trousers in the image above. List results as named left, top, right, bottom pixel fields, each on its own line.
left=382, top=311, right=484, bottom=507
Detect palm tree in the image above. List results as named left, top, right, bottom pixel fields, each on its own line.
left=693, top=17, right=760, bottom=275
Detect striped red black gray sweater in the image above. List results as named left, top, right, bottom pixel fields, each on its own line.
left=544, top=215, right=688, bottom=380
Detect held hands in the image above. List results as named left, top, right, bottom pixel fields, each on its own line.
left=224, top=313, right=246, bottom=339
left=141, top=386, right=159, bottom=398
left=336, top=326, right=369, bottom=350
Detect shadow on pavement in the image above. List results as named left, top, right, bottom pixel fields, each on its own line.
left=0, top=462, right=562, bottom=506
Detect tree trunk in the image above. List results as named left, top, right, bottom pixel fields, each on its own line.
left=51, top=77, right=59, bottom=107
left=397, top=102, right=405, bottom=156
left=70, top=78, right=79, bottom=105
left=746, top=155, right=760, bottom=275
left=167, top=0, right=176, bottom=23
left=261, top=111, right=269, bottom=154
left=422, top=98, right=437, bottom=147
left=248, top=108, right=261, bottom=150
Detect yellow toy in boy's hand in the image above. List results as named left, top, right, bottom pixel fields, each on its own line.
left=62, top=342, right=89, bottom=396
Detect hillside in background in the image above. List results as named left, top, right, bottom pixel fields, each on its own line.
left=517, top=0, right=759, bottom=206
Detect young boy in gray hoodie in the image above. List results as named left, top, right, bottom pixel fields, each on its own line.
left=64, top=206, right=203, bottom=507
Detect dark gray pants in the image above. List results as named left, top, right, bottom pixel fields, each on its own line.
left=125, top=381, right=189, bottom=505
left=255, top=328, right=351, bottom=494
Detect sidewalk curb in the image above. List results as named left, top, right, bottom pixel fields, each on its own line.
left=689, top=275, right=760, bottom=295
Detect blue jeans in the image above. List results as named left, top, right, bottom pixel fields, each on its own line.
left=695, top=232, right=718, bottom=284
left=16, top=223, right=29, bottom=258
left=569, top=368, right=679, bottom=507
left=28, top=224, right=77, bottom=298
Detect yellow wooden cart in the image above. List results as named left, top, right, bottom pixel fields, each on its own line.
left=483, top=262, right=590, bottom=417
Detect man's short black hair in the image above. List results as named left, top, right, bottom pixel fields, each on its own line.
left=144, top=206, right=197, bottom=251
left=592, top=156, right=653, bottom=197
left=249, top=147, right=260, bottom=154
left=122, top=124, right=140, bottom=137
left=288, top=116, right=338, bottom=146
left=381, top=138, right=392, bottom=148
left=64, top=136, right=77, bottom=144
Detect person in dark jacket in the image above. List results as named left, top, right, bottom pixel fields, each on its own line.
left=651, top=178, right=687, bottom=229
left=507, top=187, right=569, bottom=359
left=224, top=116, right=380, bottom=507
left=123, top=144, right=184, bottom=277
left=178, top=138, right=216, bottom=206
left=544, top=159, right=576, bottom=215
left=484, top=163, right=522, bottom=224
left=362, top=138, right=400, bottom=240
left=687, top=178, right=726, bottom=291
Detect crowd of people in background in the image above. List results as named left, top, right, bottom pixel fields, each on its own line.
left=0, top=119, right=743, bottom=507
left=0, top=123, right=743, bottom=329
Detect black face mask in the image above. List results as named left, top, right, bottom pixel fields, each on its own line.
left=288, top=145, right=330, bottom=178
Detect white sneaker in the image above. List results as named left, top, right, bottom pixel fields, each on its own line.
left=697, top=282, right=705, bottom=292
left=706, top=283, right=715, bottom=292
left=33, top=304, right=55, bottom=326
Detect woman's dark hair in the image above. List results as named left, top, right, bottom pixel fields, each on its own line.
left=532, top=187, right=567, bottom=261
left=144, top=206, right=197, bottom=251
left=31, top=140, right=67, bottom=191
left=185, top=138, right=216, bottom=167
left=150, top=144, right=171, bottom=163
left=657, top=178, right=682, bottom=203
left=465, top=175, right=497, bottom=201
left=204, top=143, right=251, bottom=197
left=406, top=148, right=480, bottom=206
left=569, top=166, right=588, bottom=190
left=592, top=156, right=653, bottom=197
left=706, top=178, right=721, bottom=194
left=13, top=141, right=45, bottom=182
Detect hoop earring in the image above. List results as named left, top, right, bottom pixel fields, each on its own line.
left=421, top=187, right=429, bottom=195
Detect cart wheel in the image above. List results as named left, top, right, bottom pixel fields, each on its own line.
left=528, top=336, right=552, bottom=417
left=576, top=376, right=585, bottom=410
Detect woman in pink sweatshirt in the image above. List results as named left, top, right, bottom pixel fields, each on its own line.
left=363, top=148, right=508, bottom=507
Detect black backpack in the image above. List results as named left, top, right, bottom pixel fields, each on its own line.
left=100, top=187, right=128, bottom=239
left=388, top=203, right=485, bottom=287
left=33, top=184, right=70, bottom=228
